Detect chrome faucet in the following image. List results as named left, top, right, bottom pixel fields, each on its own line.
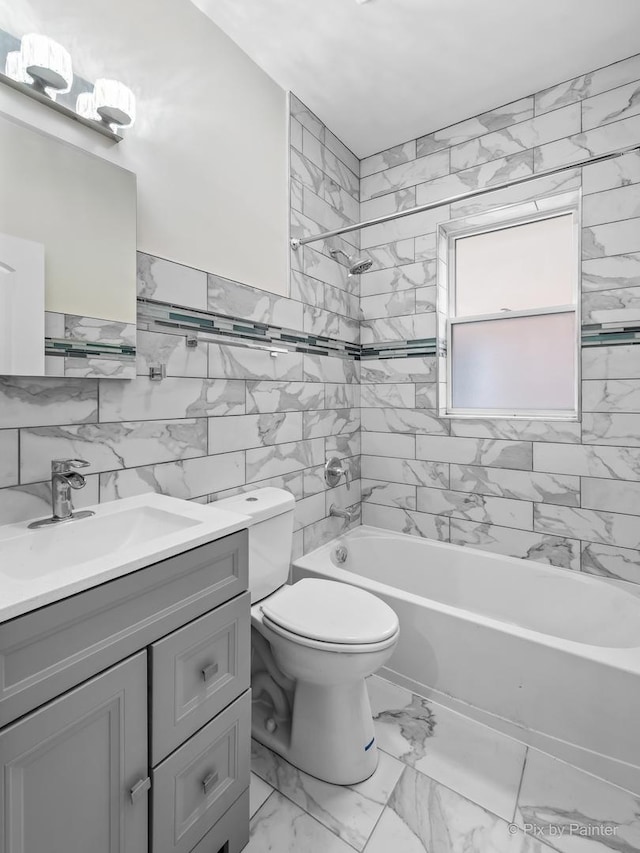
left=51, top=459, right=92, bottom=519
left=28, top=459, right=95, bottom=529
left=329, top=504, right=354, bottom=522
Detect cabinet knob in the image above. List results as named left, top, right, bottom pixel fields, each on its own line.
left=201, top=662, right=219, bottom=682
left=129, top=776, right=151, bottom=803
left=202, top=771, right=218, bottom=795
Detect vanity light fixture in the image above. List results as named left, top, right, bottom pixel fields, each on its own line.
left=20, top=33, right=73, bottom=98
left=0, top=29, right=135, bottom=143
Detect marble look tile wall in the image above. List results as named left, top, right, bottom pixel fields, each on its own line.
left=357, top=53, right=640, bottom=585
left=287, top=94, right=363, bottom=552
left=0, top=253, right=361, bottom=554
left=0, top=95, right=362, bottom=556
left=4, top=67, right=640, bottom=576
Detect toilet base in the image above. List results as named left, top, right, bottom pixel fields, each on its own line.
left=252, top=677, right=379, bottom=785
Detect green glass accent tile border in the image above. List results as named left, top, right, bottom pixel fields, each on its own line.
left=138, top=299, right=640, bottom=364
left=582, top=323, right=640, bottom=347
left=45, top=338, right=136, bottom=361
left=138, top=298, right=359, bottom=360
left=360, top=340, right=439, bottom=359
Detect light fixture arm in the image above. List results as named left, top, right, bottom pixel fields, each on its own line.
left=0, top=70, right=123, bottom=141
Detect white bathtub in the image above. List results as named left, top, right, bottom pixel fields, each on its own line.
left=292, top=525, right=640, bottom=793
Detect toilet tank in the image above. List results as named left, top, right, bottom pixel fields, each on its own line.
left=215, top=488, right=295, bottom=603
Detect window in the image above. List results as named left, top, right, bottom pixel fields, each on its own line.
left=438, top=191, right=580, bottom=420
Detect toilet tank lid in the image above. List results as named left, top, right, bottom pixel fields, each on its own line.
left=215, top=488, right=295, bottom=524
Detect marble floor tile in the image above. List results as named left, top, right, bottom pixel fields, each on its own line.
left=368, top=676, right=527, bottom=822
left=364, top=766, right=552, bottom=853
left=251, top=739, right=404, bottom=851
left=246, top=790, right=356, bottom=853
left=515, top=748, right=640, bottom=853
left=250, top=771, right=274, bottom=818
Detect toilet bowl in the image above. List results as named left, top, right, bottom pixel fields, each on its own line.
left=216, top=488, right=399, bottom=785
left=254, top=578, right=398, bottom=784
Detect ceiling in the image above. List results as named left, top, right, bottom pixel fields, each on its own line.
left=191, top=0, right=640, bottom=159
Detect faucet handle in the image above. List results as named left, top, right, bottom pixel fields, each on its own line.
left=342, top=461, right=351, bottom=491
left=324, top=456, right=351, bottom=490
left=51, top=459, right=91, bottom=474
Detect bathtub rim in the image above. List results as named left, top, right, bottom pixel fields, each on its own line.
left=292, top=524, right=640, bottom=665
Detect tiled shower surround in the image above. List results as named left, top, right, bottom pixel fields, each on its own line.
left=2, top=54, right=640, bottom=583
left=352, top=52, right=640, bottom=587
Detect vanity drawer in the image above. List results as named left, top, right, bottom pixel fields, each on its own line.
left=0, top=531, right=248, bottom=728
left=189, top=789, right=249, bottom=853
left=151, top=689, right=250, bottom=853
left=150, top=591, right=250, bottom=765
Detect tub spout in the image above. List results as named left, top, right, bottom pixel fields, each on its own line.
left=330, top=504, right=354, bottom=521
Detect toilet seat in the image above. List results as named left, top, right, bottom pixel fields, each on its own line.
left=260, top=613, right=399, bottom=653
left=260, top=578, right=399, bottom=651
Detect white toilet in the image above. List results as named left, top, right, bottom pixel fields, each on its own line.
left=216, top=487, right=399, bottom=785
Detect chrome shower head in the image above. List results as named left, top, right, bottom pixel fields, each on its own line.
left=329, top=248, right=373, bottom=275
left=349, top=257, right=373, bottom=274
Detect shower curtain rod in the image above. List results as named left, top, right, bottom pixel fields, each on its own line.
left=289, top=143, right=640, bottom=250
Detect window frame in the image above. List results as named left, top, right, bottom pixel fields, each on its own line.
left=437, top=190, right=581, bottom=421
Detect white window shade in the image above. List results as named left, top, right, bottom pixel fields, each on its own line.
left=451, top=313, right=576, bottom=413
left=454, top=214, right=575, bottom=316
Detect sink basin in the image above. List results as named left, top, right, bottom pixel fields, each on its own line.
left=2, top=506, right=201, bottom=579
left=0, top=494, right=251, bottom=622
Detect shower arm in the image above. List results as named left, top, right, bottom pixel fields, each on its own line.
left=289, top=143, right=640, bottom=250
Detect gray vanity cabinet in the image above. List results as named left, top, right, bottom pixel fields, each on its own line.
left=0, top=530, right=251, bottom=853
left=0, top=651, right=148, bottom=853
left=0, top=532, right=248, bottom=729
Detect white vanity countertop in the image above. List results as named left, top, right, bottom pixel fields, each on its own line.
left=0, top=494, right=252, bottom=624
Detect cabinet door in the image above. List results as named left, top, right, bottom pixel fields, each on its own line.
left=0, top=652, right=148, bottom=853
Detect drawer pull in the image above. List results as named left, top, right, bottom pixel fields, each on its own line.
left=129, top=776, right=151, bottom=803
left=201, top=662, right=219, bottom=682
left=202, top=771, right=219, bottom=795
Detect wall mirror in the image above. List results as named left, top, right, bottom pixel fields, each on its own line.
left=0, top=114, right=137, bottom=378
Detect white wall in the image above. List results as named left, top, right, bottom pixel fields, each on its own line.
left=0, top=0, right=289, bottom=295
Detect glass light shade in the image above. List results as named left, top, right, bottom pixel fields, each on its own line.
left=5, top=50, right=28, bottom=83
left=93, top=78, right=136, bottom=128
left=20, top=33, right=73, bottom=95
left=6, top=48, right=59, bottom=99
left=75, top=91, right=99, bottom=120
